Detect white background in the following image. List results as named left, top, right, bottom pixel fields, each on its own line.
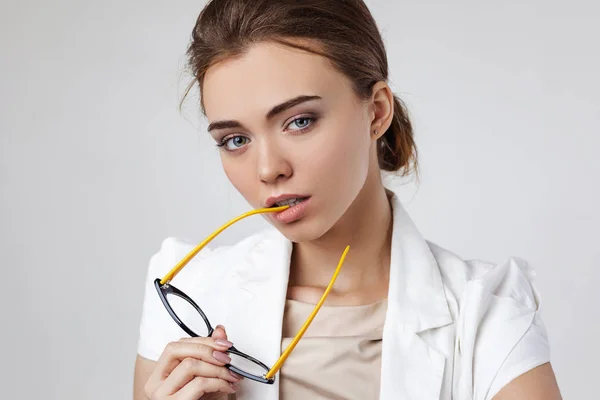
left=1, top=0, right=598, bottom=398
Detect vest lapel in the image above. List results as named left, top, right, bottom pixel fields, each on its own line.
left=222, top=230, right=292, bottom=400
left=222, top=189, right=454, bottom=400
left=379, top=191, right=453, bottom=400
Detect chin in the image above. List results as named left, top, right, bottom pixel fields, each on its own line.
left=271, top=216, right=333, bottom=244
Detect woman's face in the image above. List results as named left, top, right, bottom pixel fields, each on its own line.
left=202, top=41, right=377, bottom=242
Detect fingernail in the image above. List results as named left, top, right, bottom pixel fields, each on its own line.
left=229, top=370, right=244, bottom=380
left=215, top=339, right=233, bottom=348
left=230, top=381, right=240, bottom=391
left=213, top=350, right=231, bottom=364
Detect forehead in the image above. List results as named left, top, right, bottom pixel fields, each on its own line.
left=202, top=41, right=349, bottom=120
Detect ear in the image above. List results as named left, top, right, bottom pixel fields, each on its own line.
left=369, top=81, right=394, bottom=141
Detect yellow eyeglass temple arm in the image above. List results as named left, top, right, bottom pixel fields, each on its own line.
left=159, top=205, right=290, bottom=285
left=158, top=204, right=350, bottom=382
left=264, top=244, right=350, bottom=379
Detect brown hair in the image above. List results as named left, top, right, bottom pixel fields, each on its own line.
left=181, top=0, right=418, bottom=175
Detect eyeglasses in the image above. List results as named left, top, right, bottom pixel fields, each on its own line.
left=155, top=205, right=350, bottom=384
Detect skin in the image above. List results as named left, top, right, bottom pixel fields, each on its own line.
left=134, top=41, right=562, bottom=399
left=202, top=41, right=393, bottom=306
left=135, top=326, right=241, bottom=399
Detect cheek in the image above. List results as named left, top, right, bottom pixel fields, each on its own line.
left=222, top=156, right=255, bottom=196
left=308, top=118, right=370, bottom=179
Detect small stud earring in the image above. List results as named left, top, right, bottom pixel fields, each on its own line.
left=374, top=129, right=378, bottom=136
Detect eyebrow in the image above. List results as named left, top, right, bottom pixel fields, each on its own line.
left=207, top=95, right=322, bottom=132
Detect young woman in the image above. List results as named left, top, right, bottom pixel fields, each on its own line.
left=133, top=1, right=562, bottom=399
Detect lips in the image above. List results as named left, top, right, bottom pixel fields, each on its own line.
left=273, top=197, right=308, bottom=207
left=272, top=196, right=312, bottom=223
left=264, top=194, right=311, bottom=208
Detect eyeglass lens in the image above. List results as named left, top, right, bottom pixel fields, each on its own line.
left=165, top=291, right=268, bottom=377
left=166, top=292, right=210, bottom=336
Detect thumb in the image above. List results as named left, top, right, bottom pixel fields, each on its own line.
left=212, top=324, right=228, bottom=341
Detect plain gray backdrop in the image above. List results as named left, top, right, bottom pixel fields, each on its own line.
left=1, top=0, right=598, bottom=398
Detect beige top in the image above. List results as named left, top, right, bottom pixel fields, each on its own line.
left=278, top=297, right=388, bottom=400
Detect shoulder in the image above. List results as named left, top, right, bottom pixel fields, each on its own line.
left=147, top=227, right=280, bottom=282
left=426, top=241, right=550, bottom=400
left=137, top=228, right=279, bottom=361
left=426, top=240, right=541, bottom=313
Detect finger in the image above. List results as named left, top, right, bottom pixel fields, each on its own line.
left=156, top=340, right=232, bottom=378
left=176, top=376, right=238, bottom=399
left=212, top=325, right=228, bottom=341
left=148, top=355, right=242, bottom=399
left=179, top=335, right=232, bottom=351
left=166, top=357, right=242, bottom=393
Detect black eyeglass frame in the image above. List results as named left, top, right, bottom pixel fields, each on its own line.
left=154, top=278, right=275, bottom=384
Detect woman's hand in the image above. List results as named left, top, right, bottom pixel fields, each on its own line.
left=143, top=325, right=243, bottom=399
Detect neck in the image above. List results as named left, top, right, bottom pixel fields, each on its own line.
left=288, top=175, right=393, bottom=305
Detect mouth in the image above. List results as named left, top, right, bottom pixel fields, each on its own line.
left=265, top=194, right=311, bottom=208
left=270, top=197, right=309, bottom=208
left=268, top=196, right=312, bottom=224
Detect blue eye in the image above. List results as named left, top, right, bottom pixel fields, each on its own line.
left=218, top=135, right=250, bottom=151
left=287, top=116, right=314, bottom=131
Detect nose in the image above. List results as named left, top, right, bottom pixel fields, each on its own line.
left=257, top=140, right=292, bottom=184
